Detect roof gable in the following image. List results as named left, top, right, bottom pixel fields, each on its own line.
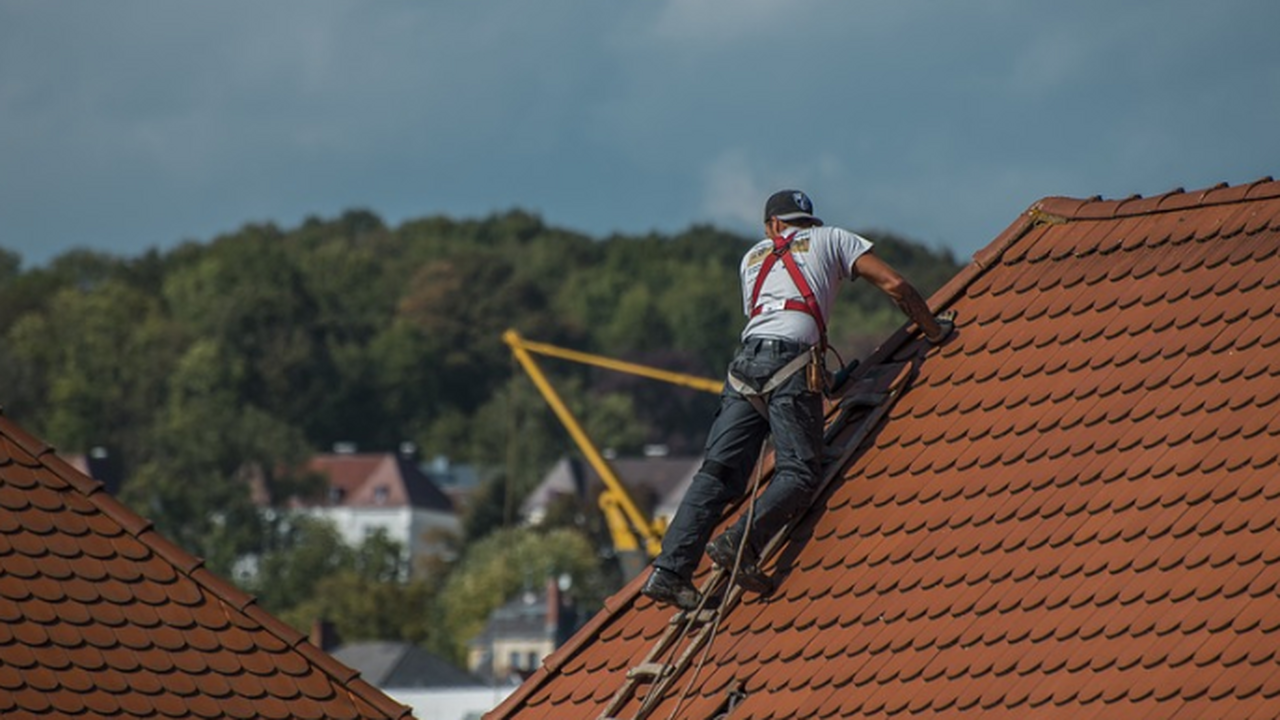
left=522, top=455, right=701, bottom=522
left=0, top=417, right=414, bottom=719
left=332, top=641, right=483, bottom=690
left=486, top=177, right=1280, bottom=719
left=305, top=453, right=454, bottom=512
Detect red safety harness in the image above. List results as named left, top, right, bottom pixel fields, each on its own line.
left=748, top=232, right=827, bottom=347
left=731, top=231, right=835, bottom=409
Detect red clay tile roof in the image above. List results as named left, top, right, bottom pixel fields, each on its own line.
left=299, top=453, right=455, bottom=512
left=486, top=177, right=1280, bottom=719
left=0, top=417, right=415, bottom=719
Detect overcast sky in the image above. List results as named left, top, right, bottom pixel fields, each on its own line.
left=2, top=1, right=1278, bottom=268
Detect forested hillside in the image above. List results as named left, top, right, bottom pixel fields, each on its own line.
left=0, top=208, right=962, bottom=658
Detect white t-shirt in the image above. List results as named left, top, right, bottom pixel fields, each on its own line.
left=738, top=225, right=874, bottom=345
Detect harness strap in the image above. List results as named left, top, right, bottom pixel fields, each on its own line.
left=748, top=233, right=828, bottom=344
left=726, top=351, right=811, bottom=418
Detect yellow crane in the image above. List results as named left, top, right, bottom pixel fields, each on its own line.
left=503, top=329, right=722, bottom=577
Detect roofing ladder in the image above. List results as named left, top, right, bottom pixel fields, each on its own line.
left=598, top=360, right=916, bottom=720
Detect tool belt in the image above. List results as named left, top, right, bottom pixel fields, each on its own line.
left=727, top=346, right=829, bottom=418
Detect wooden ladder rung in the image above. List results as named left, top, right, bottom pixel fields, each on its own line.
left=627, top=662, right=672, bottom=680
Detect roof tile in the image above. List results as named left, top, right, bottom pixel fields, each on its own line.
left=488, top=178, right=1280, bottom=719
left=0, top=417, right=415, bottom=719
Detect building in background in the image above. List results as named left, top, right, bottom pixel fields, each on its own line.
left=467, top=577, right=580, bottom=685
left=521, top=451, right=699, bottom=530
left=63, top=445, right=124, bottom=496
left=288, top=446, right=463, bottom=578
left=333, top=640, right=485, bottom=690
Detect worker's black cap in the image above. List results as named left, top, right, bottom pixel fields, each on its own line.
left=764, top=189, right=823, bottom=226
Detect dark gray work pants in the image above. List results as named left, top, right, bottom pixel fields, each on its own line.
left=655, top=337, right=824, bottom=581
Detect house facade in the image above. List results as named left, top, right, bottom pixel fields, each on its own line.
left=467, top=578, right=580, bottom=686
left=293, top=450, right=463, bottom=578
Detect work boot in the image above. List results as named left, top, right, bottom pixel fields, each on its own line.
left=641, top=568, right=701, bottom=611
left=707, top=526, right=773, bottom=594
left=707, top=524, right=755, bottom=568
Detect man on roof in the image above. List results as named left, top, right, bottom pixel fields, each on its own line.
left=642, top=188, right=954, bottom=610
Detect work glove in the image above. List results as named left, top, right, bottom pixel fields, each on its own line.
left=926, top=310, right=957, bottom=345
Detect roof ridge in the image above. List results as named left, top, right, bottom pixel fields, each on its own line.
left=1036, top=176, right=1280, bottom=221
left=0, top=411, right=414, bottom=719
left=925, top=175, right=1280, bottom=315
left=484, top=178, right=1280, bottom=719
left=383, top=642, right=415, bottom=686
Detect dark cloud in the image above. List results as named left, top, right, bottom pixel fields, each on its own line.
left=2, top=0, right=1278, bottom=267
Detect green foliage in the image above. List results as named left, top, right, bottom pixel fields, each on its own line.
left=249, top=515, right=355, bottom=612
left=460, top=473, right=514, bottom=545
left=282, top=570, right=439, bottom=645
left=0, top=248, right=19, bottom=283
left=0, top=207, right=963, bottom=653
left=253, top=519, right=441, bottom=645
left=433, top=526, right=607, bottom=662
left=39, top=281, right=177, bottom=458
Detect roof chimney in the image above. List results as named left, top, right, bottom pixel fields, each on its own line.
left=548, top=574, right=576, bottom=646
left=310, top=618, right=341, bottom=652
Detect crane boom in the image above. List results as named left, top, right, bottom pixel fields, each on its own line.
left=503, top=329, right=721, bottom=569
left=507, top=334, right=724, bottom=395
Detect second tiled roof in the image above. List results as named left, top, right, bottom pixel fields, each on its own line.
left=0, top=417, right=415, bottom=719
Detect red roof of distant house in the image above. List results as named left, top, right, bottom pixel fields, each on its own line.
left=0, top=418, right=415, bottom=719
left=300, top=453, right=454, bottom=512
left=486, top=177, right=1280, bottom=719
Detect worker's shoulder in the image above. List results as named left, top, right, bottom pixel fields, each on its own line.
left=792, top=225, right=852, bottom=252
left=811, top=225, right=873, bottom=254
left=742, top=237, right=774, bottom=266
left=805, top=224, right=864, bottom=241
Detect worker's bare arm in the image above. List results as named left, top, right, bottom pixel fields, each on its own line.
left=853, top=253, right=946, bottom=342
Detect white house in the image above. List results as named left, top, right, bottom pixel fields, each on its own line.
left=292, top=449, right=462, bottom=577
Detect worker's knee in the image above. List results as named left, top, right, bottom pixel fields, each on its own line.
left=772, top=459, right=821, bottom=496
left=681, top=458, right=744, bottom=510
left=700, top=459, right=734, bottom=483
left=697, top=457, right=758, bottom=499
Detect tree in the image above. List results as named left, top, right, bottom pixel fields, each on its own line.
left=433, top=526, right=607, bottom=662
left=289, top=216, right=405, bottom=447
left=0, top=248, right=19, bottom=286
left=459, top=472, right=513, bottom=545
left=45, top=282, right=176, bottom=455
left=0, top=278, right=178, bottom=464
left=281, top=571, right=439, bottom=646
left=161, top=227, right=340, bottom=442
left=120, top=339, right=312, bottom=574
left=253, top=521, right=442, bottom=645
left=0, top=207, right=966, bottom=653
left=250, top=515, right=354, bottom=612
left=397, top=252, right=555, bottom=411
